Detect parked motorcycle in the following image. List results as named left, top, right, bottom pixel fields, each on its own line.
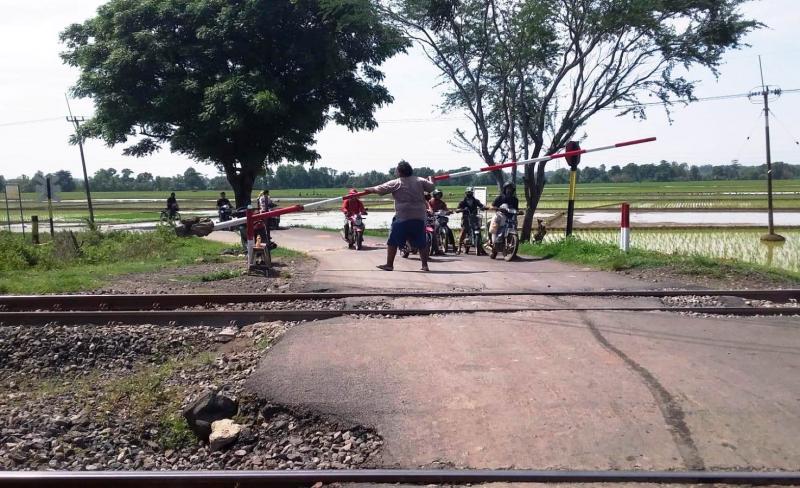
left=401, top=213, right=435, bottom=258
left=433, top=210, right=455, bottom=254
left=458, top=208, right=484, bottom=255
left=488, top=205, right=519, bottom=261
left=343, top=212, right=367, bottom=250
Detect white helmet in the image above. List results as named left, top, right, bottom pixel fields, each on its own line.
left=499, top=203, right=509, bottom=211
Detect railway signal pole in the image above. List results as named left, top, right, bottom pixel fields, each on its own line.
left=65, top=95, right=95, bottom=225
left=750, top=57, right=784, bottom=242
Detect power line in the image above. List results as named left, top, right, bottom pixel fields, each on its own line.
left=0, top=117, right=63, bottom=128
left=3, top=89, right=800, bottom=128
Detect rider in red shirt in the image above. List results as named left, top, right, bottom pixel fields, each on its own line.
left=341, top=188, right=366, bottom=216
left=342, top=188, right=367, bottom=240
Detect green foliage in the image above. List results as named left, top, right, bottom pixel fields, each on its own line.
left=519, top=237, right=800, bottom=283
left=61, top=0, right=408, bottom=205
left=158, top=414, right=196, bottom=450
left=0, top=228, right=228, bottom=293
left=388, top=0, right=760, bottom=237
left=189, top=269, right=244, bottom=282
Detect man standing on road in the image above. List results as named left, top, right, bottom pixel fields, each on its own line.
left=365, top=161, right=434, bottom=271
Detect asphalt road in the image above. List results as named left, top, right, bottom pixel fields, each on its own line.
left=208, top=228, right=800, bottom=471
left=209, top=227, right=680, bottom=292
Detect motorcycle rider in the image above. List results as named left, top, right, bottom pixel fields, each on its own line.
left=257, top=190, right=274, bottom=212
left=456, top=187, right=486, bottom=255
left=166, top=192, right=179, bottom=219
left=216, top=191, right=231, bottom=209
left=429, top=189, right=452, bottom=255
left=341, top=188, right=367, bottom=239
left=216, top=191, right=232, bottom=220
left=489, top=182, right=520, bottom=248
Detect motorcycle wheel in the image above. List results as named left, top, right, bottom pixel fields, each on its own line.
left=503, top=234, right=519, bottom=261
left=437, top=227, right=448, bottom=254
left=356, top=232, right=363, bottom=250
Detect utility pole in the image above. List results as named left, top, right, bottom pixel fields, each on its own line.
left=65, top=95, right=95, bottom=225
left=749, top=57, right=784, bottom=242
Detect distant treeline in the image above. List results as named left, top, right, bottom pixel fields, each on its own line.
left=3, top=160, right=798, bottom=193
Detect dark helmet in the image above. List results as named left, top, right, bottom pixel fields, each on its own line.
left=432, top=189, right=443, bottom=198
left=503, top=182, right=516, bottom=192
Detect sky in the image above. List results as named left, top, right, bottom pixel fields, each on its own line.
left=1, top=0, right=799, bottom=180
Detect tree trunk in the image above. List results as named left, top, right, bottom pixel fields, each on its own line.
left=520, top=160, right=547, bottom=242
left=224, top=163, right=257, bottom=208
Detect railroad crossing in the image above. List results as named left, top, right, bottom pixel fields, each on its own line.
left=201, top=229, right=800, bottom=473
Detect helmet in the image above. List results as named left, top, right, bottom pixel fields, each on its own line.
left=465, top=187, right=474, bottom=195
left=499, top=203, right=510, bottom=211
left=432, top=189, right=443, bottom=198
left=503, top=182, right=516, bottom=191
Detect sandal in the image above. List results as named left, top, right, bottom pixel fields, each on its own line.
left=376, top=264, right=393, bottom=271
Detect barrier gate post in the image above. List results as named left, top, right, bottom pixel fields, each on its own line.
left=564, top=141, right=581, bottom=237
left=619, top=202, right=630, bottom=252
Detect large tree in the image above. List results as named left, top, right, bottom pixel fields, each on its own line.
left=61, top=0, right=407, bottom=206
left=386, top=0, right=759, bottom=239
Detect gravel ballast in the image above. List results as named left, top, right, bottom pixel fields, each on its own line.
left=0, top=321, right=383, bottom=471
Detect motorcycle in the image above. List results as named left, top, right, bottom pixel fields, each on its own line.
left=343, top=212, right=367, bottom=250
left=488, top=205, right=519, bottom=261
left=400, top=213, right=435, bottom=258
left=218, top=204, right=233, bottom=229
left=433, top=210, right=454, bottom=254
left=458, top=208, right=484, bottom=255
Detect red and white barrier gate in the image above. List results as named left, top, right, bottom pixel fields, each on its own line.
left=620, top=202, right=631, bottom=252
left=212, top=136, right=657, bottom=263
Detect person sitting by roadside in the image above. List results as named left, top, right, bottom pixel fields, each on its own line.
left=489, top=182, right=520, bottom=247
left=364, top=161, right=435, bottom=272
left=166, top=192, right=179, bottom=218
left=455, top=187, right=486, bottom=255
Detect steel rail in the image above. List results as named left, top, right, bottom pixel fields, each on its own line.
left=3, top=469, right=800, bottom=487
left=1, top=306, right=797, bottom=326
left=0, top=289, right=797, bottom=311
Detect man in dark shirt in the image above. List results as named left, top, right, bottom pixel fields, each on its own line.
left=166, top=192, right=179, bottom=218
left=492, top=182, right=519, bottom=210
left=456, top=187, right=486, bottom=255
left=216, top=191, right=231, bottom=209
left=489, top=182, right=519, bottom=246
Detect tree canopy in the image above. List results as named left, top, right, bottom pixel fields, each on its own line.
left=385, top=0, right=760, bottom=238
left=61, top=0, right=408, bottom=206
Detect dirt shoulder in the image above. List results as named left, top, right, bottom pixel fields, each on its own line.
left=91, top=252, right=317, bottom=294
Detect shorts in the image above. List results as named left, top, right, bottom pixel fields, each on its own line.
left=388, top=219, right=426, bottom=249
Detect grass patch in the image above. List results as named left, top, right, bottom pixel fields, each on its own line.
left=271, top=246, right=306, bottom=258
left=186, top=269, right=244, bottom=282
left=0, top=227, right=229, bottom=294
left=519, top=238, right=800, bottom=284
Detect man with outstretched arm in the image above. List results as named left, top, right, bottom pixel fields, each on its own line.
left=364, top=161, right=435, bottom=272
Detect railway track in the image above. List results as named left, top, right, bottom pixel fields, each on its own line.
left=1, top=289, right=797, bottom=311
left=4, top=468, right=800, bottom=487
left=0, top=289, right=797, bottom=325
